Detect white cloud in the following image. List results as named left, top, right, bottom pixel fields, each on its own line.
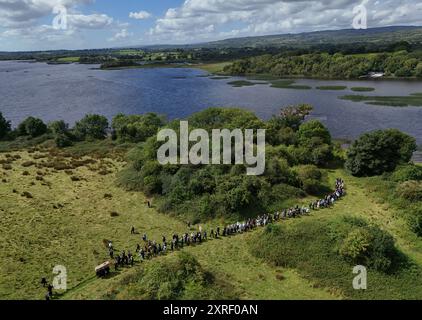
left=0, top=0, right=92, bottom=26
left=148, top=0, right=422, bottom=43
left=0, top=0, right=116, bottom=49
left=68, top=13, right=113, bottom=29
left=129, top=10, right=151, bottom=20
left=108, top=28, right=132, bottom=42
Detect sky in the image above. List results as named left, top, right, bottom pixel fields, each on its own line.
left=0, top=0, right=421, bottom=51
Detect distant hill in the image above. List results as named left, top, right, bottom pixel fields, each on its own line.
left=141, top=26, right=422, bottom=50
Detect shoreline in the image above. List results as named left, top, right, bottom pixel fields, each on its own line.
left=3, top=59, right=422, bottom=82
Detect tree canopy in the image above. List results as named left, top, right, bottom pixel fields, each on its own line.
left=0, top=112, right=11, bottom=140
left=74, top=114, right=109, bottom=140
left=345, top=129, right=417, bottom=176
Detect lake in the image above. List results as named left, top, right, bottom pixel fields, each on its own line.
left=1, top=60, right=422, bottom=144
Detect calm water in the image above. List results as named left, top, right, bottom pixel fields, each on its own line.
left=1, top=60, right=422, bottom=144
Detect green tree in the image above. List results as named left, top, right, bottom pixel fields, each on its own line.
left=17, top=117, right=47, bottom=137
left=297, top=120, right=332, bottom=145
left=48, top=120, right=68, bottom=135
left=0, top=112, right=11, bottom=140
left=74, top=114, right=109, bottom=140
left=112, top=113, right=165, bottom=142
left=345, top=129, right=417, bottom=176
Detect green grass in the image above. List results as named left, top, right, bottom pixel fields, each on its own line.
left=270, top=80, right=312, bottom=90
left=1, top=141, right=421, bottom=300
left=193, top=62, right=232, bottom=74
left=0, top=148, right=188, bottom=300
left=56, top=57, right=80, bottom=63
left=351, top=87, right=375, bottom=92
left=249, top=216, right=422, bottom=299
left=316, top=86, right=347, bottom=90
left=341, top=93, right=422, bottom=107
left=227, top=80, right=267, bottom=87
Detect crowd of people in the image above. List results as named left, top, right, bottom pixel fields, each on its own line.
left=110, top=178, right=346, bottom=268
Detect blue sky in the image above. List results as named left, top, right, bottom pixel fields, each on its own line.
left=0, top=0, right=421, bottom=51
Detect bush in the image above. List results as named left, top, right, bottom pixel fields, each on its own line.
left=74, top=114, right=109, bottom=140
left=346, top=129, right=417, bottom=176
left=0, top=112, right=11, bottom=140
left=17, top=117, right=47, bottom=138
left=391, top=165, right=422, bottom=182
left=118, top=252, right=235, bottom=300
left=295, top=165, right=324, bottom=194
left=55, top=134, right=73, bottom=148
left=396, top=180, right=422, bottom=201
left=339, top=226, right=398, bottom=272
left=409, top=207, right=422, bottom=236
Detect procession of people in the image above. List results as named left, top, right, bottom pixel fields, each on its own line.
left=42, top=179, right=346, bottom=299
left=111, top=178, right=346, bottom=267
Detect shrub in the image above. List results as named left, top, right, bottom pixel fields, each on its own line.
left=295, top=165, right=324, bottom=194
left=21, top=161, right=35, bottom=167
left=17, top=117, right=47, bottom=137
left=346, top=129, right=417, bottom=176
left=2, top=164, right=12, bottom=170
left=54, top=134, right=73, bottom=148
left=119, top=252, right=234, bottom=300
left=21, top=191, right=33, bottom=199
left=339, top=226, right=398, bottom=272
left=391, top=165, right=422, bottom=182
left=49, top=121, right=73, bottom=148
left=396, top=180, right=422, bottom=201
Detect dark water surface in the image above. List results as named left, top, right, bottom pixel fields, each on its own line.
left=1, top=61, right=422, bottom=143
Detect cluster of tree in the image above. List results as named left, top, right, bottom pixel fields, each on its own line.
left=0, top=113, right=110, bottom=147
left=79, top=55, right=115, bottom=64
left=100, top=59, right=140, bottom=69
left=118, top=105, right=334, bottom=221
left=111, top=113, right=165, bottom=142
left=0, top=111, right=167, bottom=148
left=224, top=51, right=422, bottom=78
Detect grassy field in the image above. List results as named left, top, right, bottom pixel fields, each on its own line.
left=193, top=62, right=232, bottom=74
left=56, top=57, right=80, bottom=63
left=1, top=144, right=421, bottom=300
